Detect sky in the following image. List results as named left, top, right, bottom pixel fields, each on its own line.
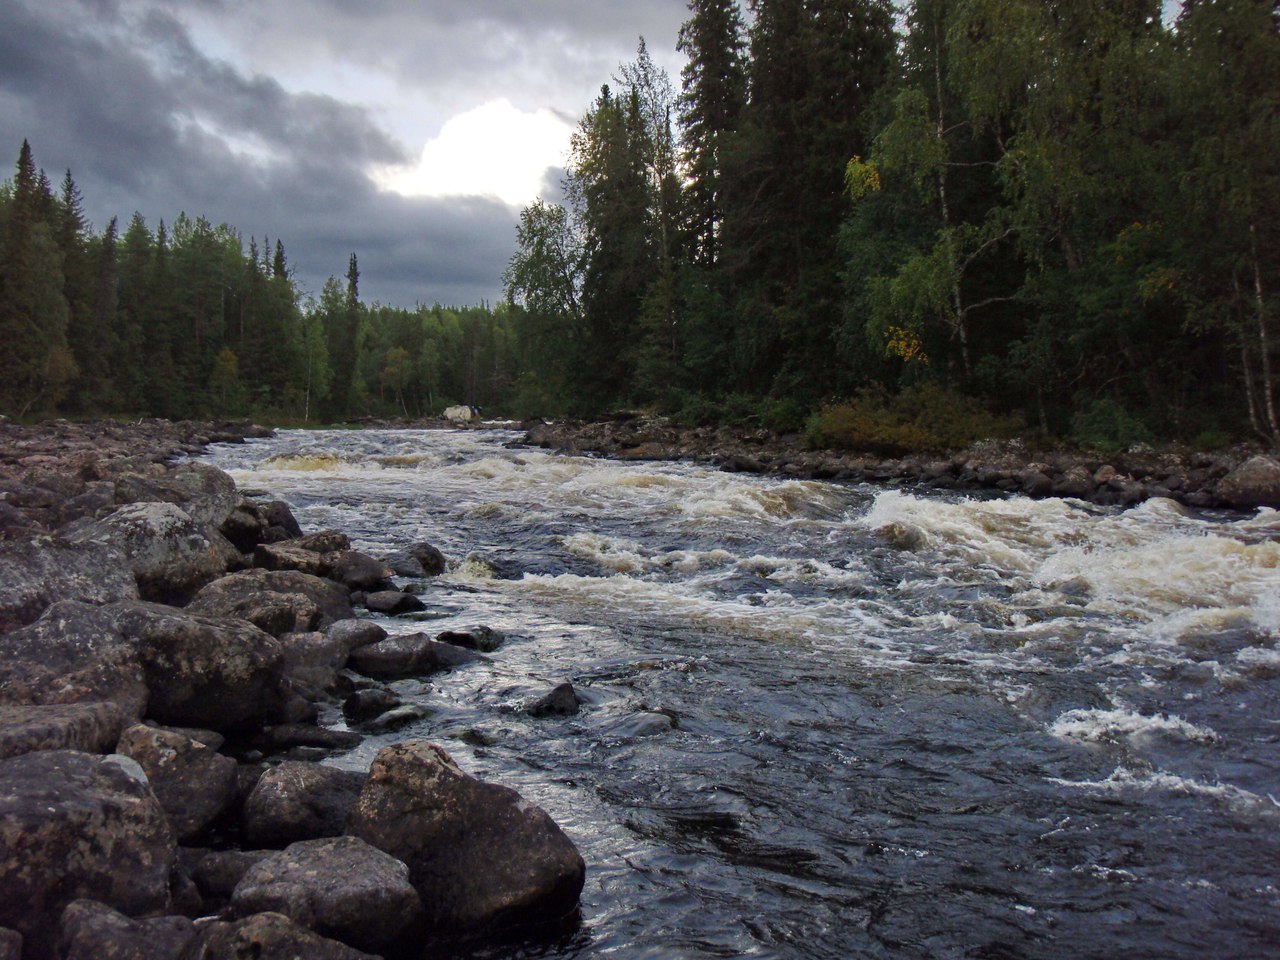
left=0, top=0, right=690, bottom=307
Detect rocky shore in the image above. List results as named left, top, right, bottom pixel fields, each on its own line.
left=0, top=419, right=585, bottom=960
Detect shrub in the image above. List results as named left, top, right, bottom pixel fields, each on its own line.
left=1069, top=397, right=1153, bottom=453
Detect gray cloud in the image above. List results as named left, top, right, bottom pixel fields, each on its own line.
left=0, top=0, right=690, bottom=306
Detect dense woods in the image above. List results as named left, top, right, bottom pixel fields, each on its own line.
left=2, top=0, right=1277, bottom=451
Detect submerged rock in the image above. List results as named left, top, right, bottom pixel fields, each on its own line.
left=436, top=624, right=505, bottom=652
left=347, top=633, right=486, bottom=680
left=528, top=682, right=581, bottom=718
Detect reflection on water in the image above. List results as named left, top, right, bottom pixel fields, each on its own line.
left=205, top=428, right=1280, bottom=960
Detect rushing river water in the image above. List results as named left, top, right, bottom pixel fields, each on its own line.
left=203, top=427, right=1280, bottom=960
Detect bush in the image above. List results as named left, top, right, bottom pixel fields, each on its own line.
left=805, top=383, right=1023, bottom=454
left=1069, top=397, right=1153, bottom=453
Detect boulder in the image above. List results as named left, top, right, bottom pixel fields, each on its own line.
left=262, top=501, right=303, bottom=539
left=189, top=850, right=275, bottom=905
left=58, top=899, right=195, bottom=960
left=0, top=751, right=174, bottom=960
left=383, top=541, right=448, bottom=578
left=363, top=590, right=427, bottom=614
left=184, top=590, right=320, bottom=638
left=112, top=463, right=238, bottom=529
left=62, top=502, right=240, bottom=605
left=528, top=682, right=581, bottom=718
left=295, top=531, right=350, bottom=553
left=324, top=618, right=387, bottom=654
left=0, top=929, right=19, bottom=960
left=0, top=702, right=126, bottom=759
left=276, top=630, right=354, bottom=699
left=254, top=724, right=362, bottom=754
left=229, top=837, right=424, bottom=953
left=242, top=761, right=367, bottom=848
left=348, top=633, right=486, bottom=680
left=341, top=688, right=402, bottom=724
left=178, top=912, right=377, bottom=960
left=443, top=404, right=474, bottom=423
left=0, top=601, right=148, bottom=718
left=362, top=704, right=429, bottom=734
left=116, top=724, right=237, bottom=843
left=345, top=741, right=585, bottom=932
left=193, top=569, right=353, bottom=628
left=110, top=601, right=285, bottom=733
left=437, top=625, right=505, bottom=653
left=219, top=500, right=268, bottom=553
left=252, top=542, right=328, bottom=576
left=0, top=538, right=138, bottom=633
left=1216, top=455, right=1280, bottom=509
left=326, top=551, right=394, bottom=591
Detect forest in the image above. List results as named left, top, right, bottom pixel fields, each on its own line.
left=1, top=0, right=1277, bottom=452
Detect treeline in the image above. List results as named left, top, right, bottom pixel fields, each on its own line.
left=0, top=141, right=519, bottom=422
left=506, top=0, right=1280, bottom=448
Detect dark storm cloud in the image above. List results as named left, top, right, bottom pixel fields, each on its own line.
left=0, top=0, right=529, bottom=305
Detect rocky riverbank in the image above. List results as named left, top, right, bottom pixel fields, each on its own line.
left=518, top=416, right=1280, bottom=511
left=0, top=419, right=585, bottom=960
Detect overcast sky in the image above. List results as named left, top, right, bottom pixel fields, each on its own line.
left=0, top=0, right=689, bottom=307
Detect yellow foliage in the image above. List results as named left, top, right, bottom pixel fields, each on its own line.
left=845, top=156, right=881, bottom=203
left=885, top=325, right=929, bottom=364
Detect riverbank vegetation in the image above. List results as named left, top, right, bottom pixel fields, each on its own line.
left=1, top=0, right=1277, bottom=453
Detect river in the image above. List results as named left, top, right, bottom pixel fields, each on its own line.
left=203, top=427, right=1280, bottom=960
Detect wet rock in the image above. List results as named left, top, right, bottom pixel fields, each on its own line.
left=327, top=551, right=394, bottom=591
left=0, top=601, right=148, bottom=718
left=384, top=541, right=448, bottom=578
left=0, top=538, right=138, bottom=633
left=296, top=530, right=352, bottom=553
left=363, top=704, right=430, bottom=733
left=276, top=630, right=354, bottom=699
left=179, top=911, right=377, bottom=960
left=229, top=836, right=424, bottom=954
left=254, top=724, right=362, bottom=754
left=262, top=500, right=303, bottom=539
left=325, top=618, right=387, bottom=654
left=242, top=761, right=367, bottom=848
left=112, top=462, right=238, bottom=528
left=219, top=500, right=269, bottom=552
left=252, top=542, right=328, bottom=576
left=116, top=723, right=237, bottom=843
left=1052, top=465, right=1096, bottom=499
left=0, top=750, right=175, bottom=960
left=0, top=701, right=126, bottom=759
left=528, top=682, right=581, bottom=718
left=1019, top=469, right=1054, bottom=497
left=61, top=502, right=240, bottom=605
left=185, top=590, right=321, bottom=637
left=348, top=633, right=486, bottom=680
left=363, top=589, right=427, bottom=614
left=436, top=625, right=505, bottom=653
left=58, top=899, right=195, bottom=960
left=610, top=711, right=676, bottom=737
left=345, top=740, right=585, bottom=933
left=342, top=687, right=403, bottom=723
left=192, top=568, right=353, bottom=628
left=1216, top=454, right=1280, bottom=509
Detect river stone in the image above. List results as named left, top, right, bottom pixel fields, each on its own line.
left=109, top=601, right=285, bottom=733
left=345, top=740, right=585, bottom=933
left=255, top=724, right=363, bottom=753
left=363, top=590, right=427, bottom=614
left=276, top=630, right=355, bottom=699
left=294, top=531, right=350, bottom=553
left=253, top=541, right=328, bottom=576
left=112, top=463, right=238, bottom=529
left=528, top=682, right=581, bottom=718
left=363, top=704, right=430, bottom=734
left=384, top=541, right=448, bottom=578
left=0, top=929, right=19, bottom=959
left=1216, top=454, right=1280, bottom=509
left=326, top=551, right=394, bottom=591
left=61, top=502, right=240, bottom=605
left=0, top=538, right=138, bottom=633
left=219, top=499, right=269, bottom=552
left=0, top=702, right=126, bottom=759
left=184, top=590, right=321, bottom=638
left=190, top=850, right=276, bottom=904
left=193, top=569, right=354, bottom=628
left=116, top=724, right=237, bottom=842
left=324, top=618, right=387, bottom=654
left=262, top=500, right=304, bottom=538
left=179, top=911, right=378, bottom=960
left=437, top=625, right=505, bottom=652
left=0, top=600, right=148, bottom=718
left=348, top=633, right=486, bottom=680
left=342, top=687, right=403, bottom=723
left=58, top=899, right=196, bottom=960
left=229, top=836, right=424, bottom=953
left=0, top=750, right=175, bottom=960
left=242, top=761, right=367, bottom=848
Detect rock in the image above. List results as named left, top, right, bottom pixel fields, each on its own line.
left=255, top=724, right=362, bottom=754
left=0, top=929, right=20, bottom=960
left=324, top=618, right=387, bottom=654
left=116, top=723, right=237, bottom=843
left=252, top=542, right=328, bottom=576
left=0, top=750, right=174, bottom=960
left=242, top=761, right=367, bottom=848
left=58, top=899, right=195, bottom=960
left=189, top=850, right=275, bottom=904
left=219, top=500, right=268, bottom=553
left=1019, top=469, right=1054, bottom=497
left=179, top=911, right=377, bottom=960
left=345, top=741, right=585, bottom=933
left=342, top=687, right=403, bottom=723
left=437, top=625, right=505, bottom=653
left=362, top=704, right=430, bottom=733
left=443, top=404, right=475, bottom=423
left=61, top=502, right=240, bottom=605
left=295, top=531, right=351, bottom=553
left=113, top=462, right=238, bottom=528
left=0, top=538, right=138, bottom=633
left=109, top=601, right=285, bottom=733
left=229, top=837, right=424, bottom=954
left=363, top=590, right=427, bottom=614
left=262, top=501, right=303, bottom=539
left=184, top=590, right=320, bottom=638
left=0, top=601, right=148, bottom=718
left=528, top=682, right=581, bottom=718
left=1052, top=465, right=1096, bottom=499
left=348, top=633, right=486, bottom=680
left=1216, top=455, right=1280, bottom=509
left=0, top=702, right=126, bottom=759
left=326, top=551, right=394, bottom=591
left=276, top=630, right=353, bottom=699
left=400, top=541, right=448, bottom=577
left=192, top=569, right=354, bottom=628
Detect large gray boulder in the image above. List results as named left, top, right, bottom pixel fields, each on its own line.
left=347, top=632, right=486, bottom=680
left=229, top=836, right=424, bottom=954
left=112, top=462, right=239, bottom=529
left=58, top=899, right=196, bottom=960
left=184, top=590, right=320, bottom=638
left=192, top=569, right=354, bottom=628
left=326, top=551, right=394, bottom=591
left=62, top=502, right=240, bottom=605
left=178, top=912, right=377, bottom=960
left=116, top=724, right=238, bottom=843
left=110, top=601, right=285, bottom=733
left=0, top=751, right=175, bottom=960
left=345, top=741, right=585, bottom=933
left=384, top=541, right=448, bottom=578
left=242, top=761, right=367, bottom=848
left=0, top=702, right=126, bottom=759
left=0, top=601, right=148, bottom=718
left=1217, top=454, right=1280, bottom=509
left=0, top=538, right=138, bottom=633
left=276, top=630, right=354, bottom=699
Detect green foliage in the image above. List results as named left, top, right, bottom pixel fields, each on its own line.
left=1069, top=397, right=1153, bottom=453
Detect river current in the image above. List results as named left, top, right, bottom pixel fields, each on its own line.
left=203, top=427, right=1280, bottom=960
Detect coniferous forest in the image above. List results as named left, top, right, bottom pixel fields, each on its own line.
left=2, top=0, right=1278, bottom=451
